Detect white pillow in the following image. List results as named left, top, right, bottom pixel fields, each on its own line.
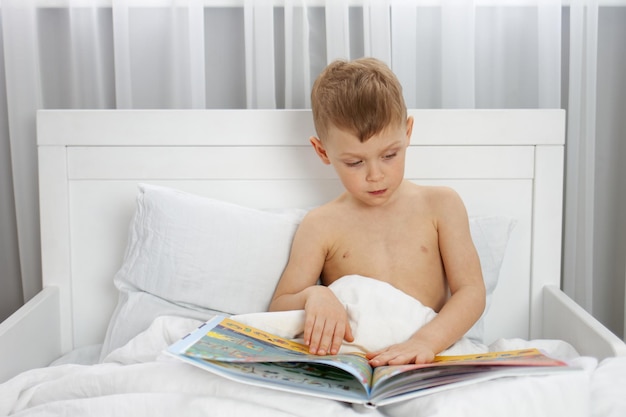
left=99, top=184, right=513, bottom=360
left=466, top=216, right=516, bottom=342
left=100, top=184, right=305, bottom=360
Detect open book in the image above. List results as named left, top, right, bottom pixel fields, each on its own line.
left=166, top=316, right=573, bottom=408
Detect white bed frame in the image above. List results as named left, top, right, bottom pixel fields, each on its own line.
left=1, top=109, right=625, bottom=383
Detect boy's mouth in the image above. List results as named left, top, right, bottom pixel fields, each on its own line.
left=368, top=189, right=387, bottom=196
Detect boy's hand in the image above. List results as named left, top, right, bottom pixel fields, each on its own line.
left=366, top=338, right=435, bottom=367
left=303, top=286, right=354, bottom=355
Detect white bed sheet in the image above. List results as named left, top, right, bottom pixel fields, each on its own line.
left=590, top=356, right=626, bottom=417
left=0, top=314, right=603, bottom=417
left=3, top=275, right=622, bottom=417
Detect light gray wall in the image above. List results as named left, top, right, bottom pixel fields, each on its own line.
left=594, top=7, right=626, bottom=339
left=0, top=19, right=24, bottom=322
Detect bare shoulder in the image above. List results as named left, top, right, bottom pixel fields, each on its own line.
left=300, top=195, right=349, bottom=225
left=405, top=183, right=467, bottom=216
left=276, top=202, right=339, bottom=287
left=293, top=199, right=343, bottom=245
left=429, top=185, right=465, bottom=210
left=300, top=200, right=338, bottom=226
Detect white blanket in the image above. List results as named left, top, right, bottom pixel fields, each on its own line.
left=0, top=275, right=613, bottom=417
left=234, top=275, right=488, bottom=356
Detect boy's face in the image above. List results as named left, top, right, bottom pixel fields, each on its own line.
left=311, top=117, right=413, bottom=208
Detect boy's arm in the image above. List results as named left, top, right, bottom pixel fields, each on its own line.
left=269, top=212, right=354, bottom=355
left=367, top=188, right=486, bottom=366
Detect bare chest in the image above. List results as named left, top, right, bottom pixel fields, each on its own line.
left=322, top=218, right=447, bottom=309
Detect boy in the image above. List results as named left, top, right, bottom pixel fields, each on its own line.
left=268, top=58, right=485, bottom=366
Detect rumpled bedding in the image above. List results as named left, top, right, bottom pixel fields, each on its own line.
left=234, top=275, right=488, bottom=356
left=0, top=275, right=624, bottom=417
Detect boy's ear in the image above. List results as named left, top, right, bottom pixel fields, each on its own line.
left=310, top=136, right=331, bottom=165
left=405, top=116, right=414, bottom=145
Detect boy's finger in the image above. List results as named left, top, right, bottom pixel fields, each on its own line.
left=308, top=321, right=326, bottom=354
left=303, top=315, right=315, bottom=346
left=344, top=321, right=354, bottom=342
left=306, top=317, right=327, bottom=354
left=317, top=320, right=338, bottom=355
left=329, top=325, right=345, bottom=355
left=365, top=349, right=382, bottom=359
left=367, top=348, right=394, bottom=366
left=368, top=355, right=385, bottom=367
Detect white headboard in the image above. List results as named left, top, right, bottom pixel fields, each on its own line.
left=37, top=109, right=565, bottom=353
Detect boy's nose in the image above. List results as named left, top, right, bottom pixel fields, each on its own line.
left=366, top=163, right=384, bottom=182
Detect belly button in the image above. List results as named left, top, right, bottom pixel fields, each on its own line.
left=342, top=251, right=350, bottom=259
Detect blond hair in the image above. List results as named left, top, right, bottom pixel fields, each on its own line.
left=311, top=57, right=407, bottom=142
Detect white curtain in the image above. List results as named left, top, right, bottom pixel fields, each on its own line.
left=0, top=0, right=624, bottom=338
left=563, top=0, right=599, bottom=319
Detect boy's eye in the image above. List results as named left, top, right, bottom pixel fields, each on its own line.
left=345, top=160, right=363, bottom=167
left=383, top=152, right=397, bottom=160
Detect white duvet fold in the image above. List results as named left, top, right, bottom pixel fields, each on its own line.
left=234, top=275, right=488, bottom=356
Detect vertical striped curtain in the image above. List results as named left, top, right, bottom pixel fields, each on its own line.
left=0, top=0, right=621, bottom=337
